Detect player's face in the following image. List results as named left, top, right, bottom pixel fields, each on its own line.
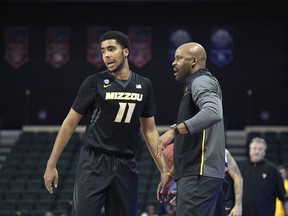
left=101, top=39, right=128, bottom=73
left=172, top=48, right=193, bottom=82
left=249, top=142, right=266, bottom=163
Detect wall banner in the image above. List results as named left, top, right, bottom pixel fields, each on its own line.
left=46, top=27, right=70, bottom=69
left=169, top=27, right=192, bottom=62
left=128, top=26, right=152, bottom=69
left=87, top=26, right=110, bottom=69
left=5, top=27, right=29, bottom=69
left=210, top=27, right=234, bottom=68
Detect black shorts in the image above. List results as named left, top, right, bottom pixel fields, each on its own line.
left=72, top=146, right=138, bottom=216
left=176, top=175, right=223, bottom=216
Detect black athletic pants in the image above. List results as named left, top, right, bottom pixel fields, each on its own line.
left=72, top=146, right=138, bottom=216
left=176, top=175, right=223, bottom=216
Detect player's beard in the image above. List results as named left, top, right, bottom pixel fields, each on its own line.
left=108, top=55, right=126, bottom=73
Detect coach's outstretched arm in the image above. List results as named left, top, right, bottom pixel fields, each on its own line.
left=44, top=108, right=82, bottom=194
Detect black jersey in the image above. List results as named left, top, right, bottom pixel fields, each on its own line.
left=238, top=159, right=287, bottom=216
left=72, top=70, right=156, bottom=156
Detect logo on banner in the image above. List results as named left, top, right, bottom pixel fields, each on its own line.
left=5, top=27, right=29, bottom=69
left=210, top=27, right=234, bottom=68
left=128, top=26, right=152, bottom=69
left=46, top=27, right=70, bottom=69
left=169, top=28, right=192, bottom=62
left=87, top=26, right=110, bottom=69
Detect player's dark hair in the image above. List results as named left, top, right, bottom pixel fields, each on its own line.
left=100, top=31, right=131, bottom=54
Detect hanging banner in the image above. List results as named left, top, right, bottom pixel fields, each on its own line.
left=128, top=26, right=152, bottom=69
left=5, top=27, right=29, bottom=69
left=46, top=27, right=70, bottom=69
left=87, top=26, right=110, bottom=69
left=169, top=27, right=192, bottom=62
left=210, top=27, right=234, bottom=68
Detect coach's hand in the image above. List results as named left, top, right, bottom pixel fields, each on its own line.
left=157, top=130, right=175, bottom=158
left=44, top=164, right=58, bottom=194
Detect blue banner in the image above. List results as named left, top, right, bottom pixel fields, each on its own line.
left=169, top=27, right=192, bottom=62
left=210, top=27, right=234, bottom=68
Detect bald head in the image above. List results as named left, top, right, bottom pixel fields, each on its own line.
left=172, top=42, right=208, bottom=82
left=179, top=42, right=207, bottom=69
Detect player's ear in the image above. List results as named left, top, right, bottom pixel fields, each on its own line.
left=124, top=48, right=129, bottom=57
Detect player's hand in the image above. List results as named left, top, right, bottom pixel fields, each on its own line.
left=170, top=195, right=176, bottom=206
left=229, top=205, right=242, bottom=216
left=43, top=165, right=58, bottom=194
left=157, top=174, right=174, bottom=203
left=169, top=190, right=177, bottom=206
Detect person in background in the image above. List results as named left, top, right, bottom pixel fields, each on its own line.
left=238, top=137, right=288, bottom=216
left=141, top=204, right=159, bottom=216
left=275, top=165, right=288, bottom=216
left=44, top=211, right=54, bottom=216
left=43, top=30, right=166, bottom=216
left=157, top=42, right=226, bottom=216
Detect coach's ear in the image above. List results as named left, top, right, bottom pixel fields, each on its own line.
left=191, top=56, right=197, bottom=68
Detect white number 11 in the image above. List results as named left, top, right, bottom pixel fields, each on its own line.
left=114, top=102, right=136, bottom=123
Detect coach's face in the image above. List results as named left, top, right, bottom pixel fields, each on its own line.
left=172, top=47, right=194, bottom=82
left=249, top=142, right=266, bottom=163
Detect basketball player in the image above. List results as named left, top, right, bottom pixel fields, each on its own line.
left=43, top=31, right=166, bottom=216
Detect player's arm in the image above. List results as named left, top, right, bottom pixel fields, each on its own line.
left=226, top=149, right=243, bottom=216
left=44, top=108, right=83, bottom=194
left=167, top=166, right=174, bottom=178
left=140, top=116, right=166, bottom=175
